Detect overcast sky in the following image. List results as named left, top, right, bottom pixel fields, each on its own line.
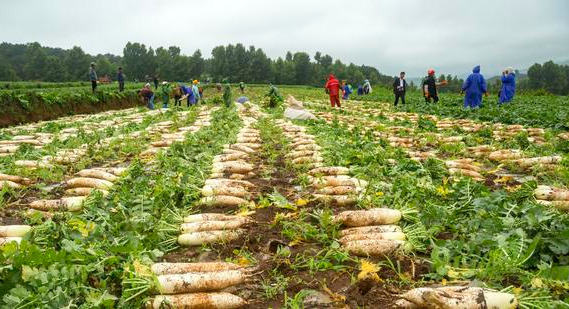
left=1, top=0, right=568, bottom=77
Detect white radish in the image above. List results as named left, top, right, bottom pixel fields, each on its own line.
left=212, top=162, right=254, bottom=174
left=339, top=232, right=406, bottom=244
left=0, top=173, right=32, bottom=185
left=151, top=262, right=243, bottom=275
left=180, top=220, right=248, bottom=233
left=65, top=187, right=109, bottom=197
left=343, top=239, right=404, bottom=256
left=399, top=286, right=518, bottom=309
left=0, top=225, right=31, bottom=237
left=204, top=179, right=255, bottom=189
left=200, top=195, right=249, bottom=207
left=15, top=160, right=53, bottom=169
left=76, top=169, right=117, bottom=182
left=309, top=166, right=350, bottom=176
left=334, top=208, right=402, bottom=227
left=292, top=155, right=323, bottom=165
left=0, top=237, right=22, bottom=246
left=313, top=194, right=357, bottom=206
left=150, top=292, right=246, bottom=309
left=316, top=186, right=358, bottom=195
left=339, top=225, right=402, bottom=237
left=0, top=180, right=22, bottom=189
left=66, top=177, right=113, bottom=190
left=29, top=196, right=86, bottom=212
left=178, top=230, right=244, bottom=246
left=183, top=213, right=252, bottom=223
left=202, top=185, right=248, bottom=198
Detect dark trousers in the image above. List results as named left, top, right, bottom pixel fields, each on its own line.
left=91, top=81, right=97, bottom=93
left=119, top=82, right=124, bottom=92
left=394, top=93, right=405, bottom=106
left=425, top=95, right=439, bottom=103
left=174, top=95, right=181, bottom=106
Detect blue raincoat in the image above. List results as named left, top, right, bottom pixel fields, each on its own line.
left=499, top=73, right=516, bottom=104
left=462, top=65, right=487, bottom=108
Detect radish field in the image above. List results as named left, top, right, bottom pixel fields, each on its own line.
left=1, top=86, right=569, bottom=308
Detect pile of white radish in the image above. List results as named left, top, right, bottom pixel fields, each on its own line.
left=275, top=119, right=323, bottom=169
left=406, top=150, right=437, bottom=162
left=445, top=159, right=484, bottom=182
left=28, top=167, right=126, bottom=212
left=0, top=225, right=31, bottom=246
left=333, top=208, right=406, bottom=256
left=493, top=124, right=545, bottom=144
left=510, top=156, right=561, bottom=172
left=388, top=136, right=416, bottom=149
left=0, top=173, right=32, bottom=189
left=467, top=145, right=494, bottom=158
left=396, top=286, right=518, bottom=309
left=534, top=185, right=569, bottom=210
left=177, top=213, right=251, bottom=246
left=140, top=108, right=214, bottom=158
left=148, top=262, right=248, bottom=308
left=309, top=168, right=368, bottom=206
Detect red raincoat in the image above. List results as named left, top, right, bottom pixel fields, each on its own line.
left=325, top=74, right=341, bottom=96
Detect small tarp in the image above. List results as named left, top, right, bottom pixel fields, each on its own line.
left=284, top=95, right=316, bottom=120
left=236, top=96, right=250, bottom=104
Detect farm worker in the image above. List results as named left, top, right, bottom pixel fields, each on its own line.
left=461, top=65, right=488, bottom=109
left=153, top=75, right=159, bottom=90
left=180, top=84, right=195, bottom=107
left=357, top=84, right=364, bottom=96
left=192, top=80, right=201, bottom=104
left=325, top=74, right=342, bottom=108
left=117, top=67, right=125, bottom=92
left=89, top=62, right=98, bottom=93
left=499, top=67, right=516, bottom=104
left=223, top=83, right=232, bottom=107
left=393, top=72, right=408, bottom=106
left=342, top=82, right=353, bottom=100
left=140, top=83, right=155, bottom=110
left=161, top=81, right=171, bottom=109
left=239, top=82, right=245, bottom=93
left=172, top=84, right=182, bottom=107
left=363, top=79, right=372, bottom=94
left=422, top=69, right=447, bottom=103
left=216, top=83, right=222, bottom=92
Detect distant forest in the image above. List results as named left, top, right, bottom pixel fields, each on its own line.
left=0, top=42, right=567, bottom=94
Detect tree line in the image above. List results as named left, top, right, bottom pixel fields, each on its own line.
left=0, top=42, right=393, bottom=87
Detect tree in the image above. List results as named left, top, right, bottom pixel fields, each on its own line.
left=24, top=42, right=48, bottom=80
left=44, top=56, right=67, bottom=82
left=293, top=52, right=311, bottom=85
left=123, top=42, right=155, bottom=81
left=64, top=46, right=91, bottom=81
left=210, top=45, right=226, bottom=82
left=0, top=54, right=18, bottom=81
left=188, top=50, right=205, bottom=79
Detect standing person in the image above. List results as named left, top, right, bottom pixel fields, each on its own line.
left=393, top=72, right=408, bottom=106
left=153, top=75, right=159, bottom=90
left=342, top=81, right=353, bottom=100
left=89, top=62, right=98, bottom=93
left=357, top=84, right=364, bottom=96
left=192, top=80, right=201, bottom=104
left=363, top=79, right=372, bottom=94
left=239, top=82, right=245, bottom=93
left=324, top=74, right=342, bottom=109
left=461, top=65, right=488, bottom=109
left=499, top=67, right=516, bottom=104
left=216, top=82, right=222, bottom=92
left=172, top=84, right=182, bottom=107
left=140, top=83, right=155, bottom=110
left=422, top=69, right=447, bottom=103
left=223, top=83, right=232, bottom=107
left=117, top=67, right=125, bottom=92
left=161, top=81, right=171, bottom=109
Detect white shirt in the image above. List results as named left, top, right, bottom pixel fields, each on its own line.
left=399, top=78, right=404, bottom=88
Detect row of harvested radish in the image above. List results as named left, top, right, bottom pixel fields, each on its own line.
left=309, top=167, right=368, bottom=206
left=276, top=119, right=324, bottom=169
left=146, top=261, right=249, bottom=308
left=396, top=286, right=518, bottom=309
left=0, top=225, right=31, bottom=247
left=333, top=208, right=406, bottom=256
left=176, top=212, right=251, bottom=247
left=140, top=109, right=213, bottom=158
left=28, top=167, right=126, bottom=213
left=11, top=111, right=170, bottom=169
